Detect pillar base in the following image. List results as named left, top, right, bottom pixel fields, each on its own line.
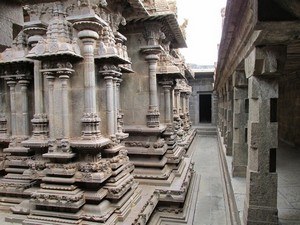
left=244, top=204, right=278, bottom=225
left=244, top=171, right=278, bottom=225
left=232, top=165, right=247, bottom=177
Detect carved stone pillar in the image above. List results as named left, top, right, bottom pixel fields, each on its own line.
left=19, top=80, right=30, bottom=138
left=244, top=76, right=279, bottom=225
left=217, top=91, right=222, bottom=129
left=0, top=76, right=33, bottom=201
left=174, top=88, right=181, bottom=118
left=7, top=80, right=17, bottom=137
left=232, top=70, right=248, bottom=177
left=113, top=77, right=118, bottom=134
left=185, top=92, right=190, bottom=116
left=30, top=61, right=48, bottom=141
left=243, top=46, right=286, bottom=225
left=59, top=74, right=70, bottom=139
left=212, top=91, right=218, bottom=125
left=145, top=52, right=160, bottom=127
left=185, top=91, right=192, bottom=129
left=161, top=81, right=173, bottom=124
left=23, top=24, right=49, bottom=146
left=115, top=78, right=127, bottom=139
left=181, top=92, right=186, bottom=116
left=78, top=30, right=101, bottom=138
left=141, top=44, right=162, bottom=128
left=46, top=74, right=55, bottom=140
left=225, top=79, right=233, bottom=156
left=42, top=63, right=73, bottom=157
left=105, top=76, right=115, bottom=137
left=221, top=89, right=226, bottom=138
left=99, top=65, right=122, bottom=140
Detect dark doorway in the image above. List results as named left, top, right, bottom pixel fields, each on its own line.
left=199, top=94, right=212, bottom=123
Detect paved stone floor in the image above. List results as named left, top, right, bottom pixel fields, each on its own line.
left=189, top=133, right=228, bottom=225
left=277, top=142, right=300, bottom=225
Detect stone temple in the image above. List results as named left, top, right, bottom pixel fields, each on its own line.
left=0, top=0, right=300, bottom=225
left=0, top=0, right=197, bottom=224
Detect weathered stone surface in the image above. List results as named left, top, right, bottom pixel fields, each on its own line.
left=0, top=0, right=197, bottom=224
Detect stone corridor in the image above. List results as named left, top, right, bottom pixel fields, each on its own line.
left=189, top=129, right=227, bottom=225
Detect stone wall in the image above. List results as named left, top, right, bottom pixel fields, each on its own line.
left=189, top=72, right=215, bottom=125
left=0, top=1, right=23, bottom=52
left=121, top=33, right=150, bottom=126
left=279, top=74, right=300, bottom=147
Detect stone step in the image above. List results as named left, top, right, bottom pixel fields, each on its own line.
left=196, top=127, right=217, bottom=136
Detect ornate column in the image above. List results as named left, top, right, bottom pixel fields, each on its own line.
left=161, top=81, right=173, bottom=124
left=46, top=74, right=55, bottom=140
left=23, top=22, right=49, bottom=146
left=78, top=29, right=101, bottom=139
left=59, top=74, right=70, bottom=139
left=145, top=51, right=161, bottom=127
left=30, top=61, right=48, bottom=141
left=181, top=92, right=186, bottom=116
left=141, top=23, right=164, bottom=128
left=174, top=88, right=181, bottom=118
left=99, top=65, right=122, bottom=139
left=19, top=80, right=30, bottom=138
left=113, top=77, right=118, bottom=134
left=185, top=92, right=190, bottom=116
left=115, top=78, right=127, bottom=138
left=116, top=78, right=122, bottom=114
left=146, top=54, right=159, bottom=127
left=177, top=89, right=182, bottom=116
left=41, top=63, right=73, bottom=156
left=232, top=70, right=248, bottom=177
left=105, top=76, right=115, bottom=137
left=185, top=91, right=192, bottom=129
left=243, top=46, right=286, bottom=225
left=6, top=80, right=17, bottom=137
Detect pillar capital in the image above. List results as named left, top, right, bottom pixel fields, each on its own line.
left=99, top=64, right=122, bottom=77
left=18, top=80, right=30, bottom=86
left=78, top=30, right=99, bottom=40
left=159, top=80, right=173, bottom=89
left=6, top=80, right=17, bottom=87
left=233, top=70, right=247, bottom=88
left=245, top=45, right=286, bottom=78
left=142, top=22, right=165, bottom=46
left=104, top=76, right=114, bottom=81
left=141, top=45, right=163, bottom=61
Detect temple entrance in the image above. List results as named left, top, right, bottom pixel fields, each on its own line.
left=199, top=94, right=212, bottom=123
